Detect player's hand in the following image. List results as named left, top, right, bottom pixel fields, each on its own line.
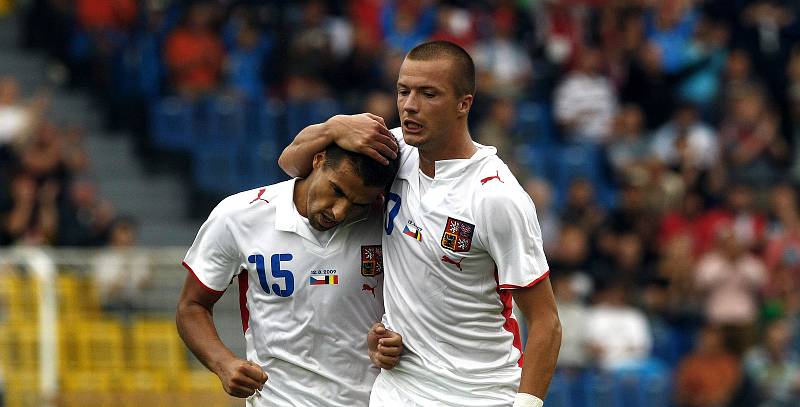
left=325, top=113, right=398, bottom=165
left=368, top=323, right=403, bottom=370
left=216, top=358, right=268, bottom=398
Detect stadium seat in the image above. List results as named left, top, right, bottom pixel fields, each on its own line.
left=130, top=319, right=187, bottom=371
left=74, top=320, right=126, bottom=370
left=247, top=99, right=282, bottom=144
left=206, top=96, right=247, bottom=142
left=516, top=101, right=557, bottom=146
left=285, top=99, right=341, bottom=141
left=191, top=141, right=242, bottom=195
left=3, top=369, right=40, bottom=407
left=150, top=97, right=195, bottom=153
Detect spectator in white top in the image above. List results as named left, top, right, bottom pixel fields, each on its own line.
left=93, top=217, right=150, bottom=320
left=554, top=46, right=618, bottom=144
left=651, top=102, right=719, bottom=171
left=472, top=8, right=533, bottom=100
left=585, top=280, right=653, bottom=371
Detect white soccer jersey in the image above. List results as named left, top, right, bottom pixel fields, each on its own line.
left=372, top=128, right=550, bottom=406
left=183, top=179, right=386, bottom=407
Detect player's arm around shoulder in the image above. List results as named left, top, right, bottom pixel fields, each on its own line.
left=278, top=113, right=398, bottom=178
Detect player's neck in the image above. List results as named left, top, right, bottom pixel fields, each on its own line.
left=293, top=178, right=309, bottom=218
left=418, top=130, right=477, bottom=178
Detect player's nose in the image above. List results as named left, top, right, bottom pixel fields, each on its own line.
left=402, top=92, right=419, bottom=113
left=331, top=199, right=352, bottom=221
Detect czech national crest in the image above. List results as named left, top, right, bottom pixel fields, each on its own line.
left=361, top=245, right=384, bottom=277
left=441, top=217, right=475, bottom=252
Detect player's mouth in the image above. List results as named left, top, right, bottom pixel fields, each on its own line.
left=403, top=119, right=423, bottom=134
left=318, top=214, right=338, bottom=230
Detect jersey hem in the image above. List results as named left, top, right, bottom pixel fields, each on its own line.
left=497, top=270, right=550, bottom=290
left=182, top=260, right=226, bottom=295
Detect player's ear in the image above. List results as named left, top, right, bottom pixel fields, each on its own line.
left=457, top=94, right=473, bottom=116
left=312, top=151, right=326, bottom=170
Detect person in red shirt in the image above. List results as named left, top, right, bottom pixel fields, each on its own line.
left=164, top=3, right=225, bottom=97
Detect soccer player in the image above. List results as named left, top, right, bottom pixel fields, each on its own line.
left=176, top=144, right=403, bottom=406
left=279, top=41, right=562, bottom=407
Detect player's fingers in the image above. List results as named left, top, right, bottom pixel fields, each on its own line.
left=377, top=344, right=402, bottom=357
left=232, top=373, right=263, bottom=391
left=371, top=140, right=398, bottom=160
left=360, top=148, right=390, bottom=165
left=374, top=354, right=400, bottom=369
left=364, top=113, right=387, bottom=127
left=378, top=333, right=402, bottom=346
left=228, top=384, right=257, bottom=398
left=371, top=323, right=387, bottom=335
left=242, top=362, right=268, bottom=384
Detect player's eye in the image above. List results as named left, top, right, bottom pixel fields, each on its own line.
left=398, top=89, right=409, bottom=96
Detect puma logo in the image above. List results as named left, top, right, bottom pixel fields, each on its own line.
left=441, top=255, right=464, bottom=271
left=480, top=170, right=504, bottom=185
left=249, top=188, right=269, bottom=205
left=362, top=283, right=376, bottom=297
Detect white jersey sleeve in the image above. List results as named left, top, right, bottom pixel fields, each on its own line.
left=183, top=199, right=242, bottom=293
left=478, top=185, right=549, bottom=289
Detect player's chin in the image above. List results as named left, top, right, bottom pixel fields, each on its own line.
left=402, top=132, right=427, bottom=147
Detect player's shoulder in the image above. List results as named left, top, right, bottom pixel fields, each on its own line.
left=209, top=180, right=291, bottom=220
left=472, top=155, right=525, bottom=195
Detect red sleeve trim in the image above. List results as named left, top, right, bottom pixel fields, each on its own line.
left=182, top=261, right=226, bottom=295
left=498, top=270, right=550, bottom=290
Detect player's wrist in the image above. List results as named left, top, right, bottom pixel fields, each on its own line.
left=513, top=393, right=543, bottom=407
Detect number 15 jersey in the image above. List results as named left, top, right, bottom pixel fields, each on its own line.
left=183, top=179, right=385, bottom=407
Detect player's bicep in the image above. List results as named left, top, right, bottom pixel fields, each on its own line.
left=178, top=270, right=225, bottom=311
left=510, top=276, right=558, bottom=326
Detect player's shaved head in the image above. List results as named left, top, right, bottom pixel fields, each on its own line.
left=323, top=144, right=400, bottom=189
left=407, top=41, right=475, bottom=96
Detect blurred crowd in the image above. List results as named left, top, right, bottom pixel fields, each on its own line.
left=0, top=75, right=135, bottom=247
left=9, top=0, right=800, bottom=405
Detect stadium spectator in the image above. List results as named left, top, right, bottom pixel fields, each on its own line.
left=553, top=273, right=589, bottom=370
left=524, top=177, right=561, bottom=254
left=650, top=103, right=720, bottom=174
left=380, top=0, right=436, bottom=53
left=554, top=45, right=618, bottom=143
left=560, top=178, right=606, bottom=234
left=475, top=97, right=518, bottom=163
left=92, top=217, right=150, bottom=321
left=0, top=77, right=34, bottom=148
left=164, top=2, right=225, bottom=97
left=695, top=224, right=767, bottom=353
left=472, top=7, right=533, bottom=100
left=1, top=173, right=59, bottom=245
left=225, top=22, right=272, bottom=103
left=57, top=179, right=115, bottom=246
left=674, top=325, right=742, bottom=407
left=585, top=280, right=653, bottom=371
left=763, top=183, right=800, bottom=316
left=719, top=85, right=789, bottom=186
left=744, top=319, right=800, bottom=406
left=606, top=104, right=651, bottom=182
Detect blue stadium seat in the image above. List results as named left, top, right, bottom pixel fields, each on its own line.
left=150, top=97, right=195, bottom=153
left=516, top=101, right=557, bottom=146
left=239, top=140, right=289, bottom=191
left=206, top=96, right=247, bottom=141
left=191, top=142, right=241, bottom=195
left=247, top=99, right=283, bottom=144
left=553, top=144, right=604, bottom=208
left=515, top=143, right=554, bottom=180
left=286, top=99, right=341, bottom=142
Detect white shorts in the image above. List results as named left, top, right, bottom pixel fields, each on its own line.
left=369, top=371, right=438, bottom=407
left=369, top=370, right=515, bottom=407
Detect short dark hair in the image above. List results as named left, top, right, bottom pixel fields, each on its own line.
left=323, top=144, right=400, bottom=189
left=407, top=41, right=475, bottom=96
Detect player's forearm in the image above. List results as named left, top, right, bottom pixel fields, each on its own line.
left=518, top=313, right=561, bottom=399
left=176, top=301, right=238, bottom=375
left=278, top=122, right=334, bottom=178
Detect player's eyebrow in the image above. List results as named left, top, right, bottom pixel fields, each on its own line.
left=329, top=181, right=372, bottom=206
